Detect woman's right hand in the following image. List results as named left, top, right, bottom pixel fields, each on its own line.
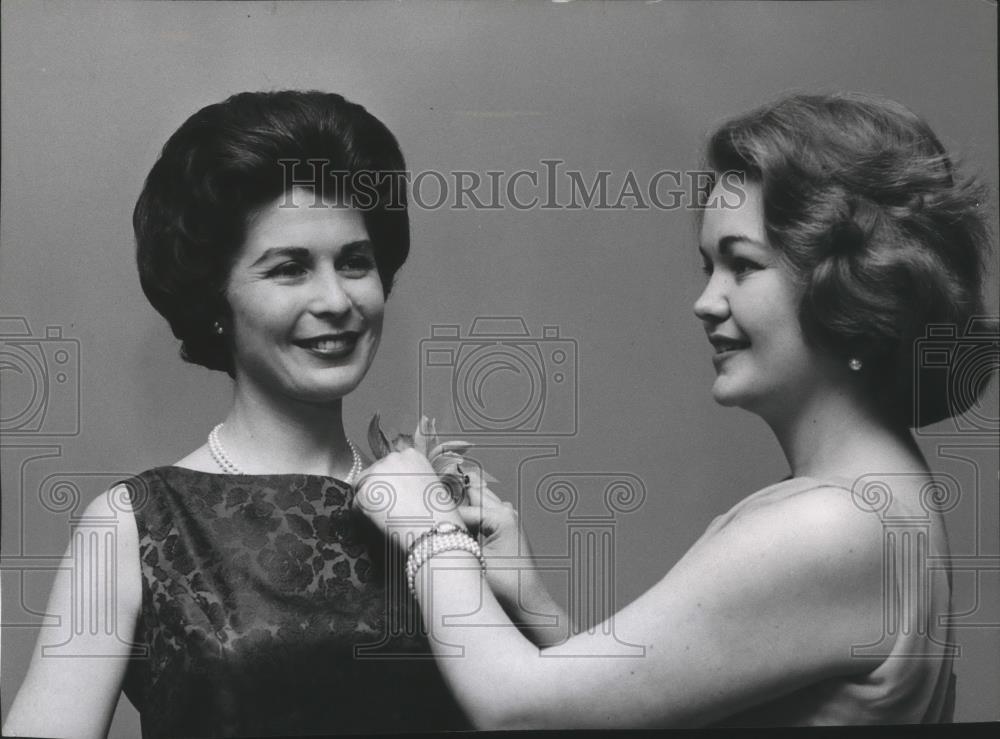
left=353, top=448, right=465, bottom=544
left=458, top=470, right=531, bottom=607
left=454, top=470, right=522, bottom=603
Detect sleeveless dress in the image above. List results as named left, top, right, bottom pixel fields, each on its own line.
left=120, top=466, right=470, bottom=737
left=700, top=477, right=956, bottom=726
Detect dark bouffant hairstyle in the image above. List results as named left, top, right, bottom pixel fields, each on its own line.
left=135, top=90, right=409, bottom=374
left=704, top=91, right=994, bottom=428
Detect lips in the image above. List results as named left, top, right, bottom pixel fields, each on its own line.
left=708, top=335, right=750, bottom=355
left=293, top=332, right=360, bottom=358
left=708, top=335, right=750, bottom=369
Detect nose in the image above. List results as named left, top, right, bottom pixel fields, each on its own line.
left=307, top=265, right=353, bottom=317
left=693, top=273, right=729, bottom=326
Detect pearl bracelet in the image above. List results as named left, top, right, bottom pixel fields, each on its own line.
left=405, top=522, right=486, bottom=594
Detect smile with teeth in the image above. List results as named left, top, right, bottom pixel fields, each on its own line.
left=711, top=338, right=750, bottom=355
left=295, top=333, right=359, bottom=356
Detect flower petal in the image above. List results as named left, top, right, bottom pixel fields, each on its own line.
left=367, top=413, right=392, bottom=460
left=429, top=440, right=473, bottom=459
left=413, top=416, right=430, bottom=456
left=428, top=417, right=440, bottom=451
left=392, top=433, right=414, bottom=452
left=431, top=452, right=465, bottom=476
left=440, top=473, right=468, bottom=505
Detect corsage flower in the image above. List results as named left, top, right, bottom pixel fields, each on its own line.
left=367, top=414, right=496, bottom=504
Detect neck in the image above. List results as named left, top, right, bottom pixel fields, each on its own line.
left=217, top=376, right=353, bottom=476
left=762, top=384, right=922, bottom=482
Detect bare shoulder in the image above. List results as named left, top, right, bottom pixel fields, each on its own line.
left=62, top=484, right=144, bottom=628
left=173, top=443, right=216, bottom=472
left=762, top=482, right=884, bottom=532
left=715, top=484, right=885, bottom=571
left=79, top=485, right=142, bottom=603
left=669, top=483, right=886, bottom=613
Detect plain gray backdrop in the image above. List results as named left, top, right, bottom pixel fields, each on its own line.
left=2, top=1, right=998, bottom=733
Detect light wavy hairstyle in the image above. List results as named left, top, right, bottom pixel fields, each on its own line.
left=703, top=91, right=994, bottom=427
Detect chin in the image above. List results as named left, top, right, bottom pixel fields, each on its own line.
left=712, top=383, right=778, bottom=421
left=290, top=372, right=368, bottom=404
left=710, top=378, right=742, bottom=407
left=712, top=387, right=768, bottom=416
left=292, top=386, right=356, bottom=406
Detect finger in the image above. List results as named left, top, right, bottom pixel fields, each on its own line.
left=456, top=505, right=484, bottom=530
left=461, top=465, right=498, bottom=499
left=459, top=494, right=516, bottom=535
left=464, top=474, right=484, bottom=506
left=482, top=487, right=504, bottom=506
left=465, top=481, right=503, bottom=509
left=352, top=467, right=391, bottom=498
left=458, top=465, right=481, bottom=488
left=460, top=464, right=492, bottom=492
left=351, top=483, right=375, bottom=513
left=353, top=470, right=374, bottom=495
left=476, top=485, right=505, bottom=508
left=456, top=504, right=513, bottom=542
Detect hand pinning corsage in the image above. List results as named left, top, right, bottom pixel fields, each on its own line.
left=367, top=413, right=496, bottom=505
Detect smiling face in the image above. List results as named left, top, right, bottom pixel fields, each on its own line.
left=694, top=181, right=840, bottom=419
left=224, top=187, right=385, bottom=407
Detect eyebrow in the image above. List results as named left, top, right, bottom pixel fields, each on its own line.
left=718, top=235, right=766, bottom=254
left=699, top=234, right=766, bottom=259
left=249, top=240, right=373, bottom=268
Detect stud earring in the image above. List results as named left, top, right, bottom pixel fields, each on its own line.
left=213, top=321, right=225, bottom=336
left=848, top=357, right=863, bottom=371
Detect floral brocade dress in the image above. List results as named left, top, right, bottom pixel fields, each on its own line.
left=121, top=467, right=470, bottom=737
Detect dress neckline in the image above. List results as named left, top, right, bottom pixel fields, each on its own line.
left=155, top=464, right=356, bottom=486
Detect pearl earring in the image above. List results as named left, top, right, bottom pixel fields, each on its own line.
left=213, top=321, right=225, bottom=336
left=848, top=357, right=863, bottom=371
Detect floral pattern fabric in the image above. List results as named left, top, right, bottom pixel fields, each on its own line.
left=122, top=467, right=468, bottom=737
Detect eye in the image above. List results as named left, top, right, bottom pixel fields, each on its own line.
left=267, top=261, right=308, bottom=279
left=731, top=257, right=762, bottom=277
left=699, top=254, right=713, bottom=276
left=337, top=252, right=377, bottom=277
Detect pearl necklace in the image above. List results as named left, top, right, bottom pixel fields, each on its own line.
left=207, top=423, right=362, bottom=485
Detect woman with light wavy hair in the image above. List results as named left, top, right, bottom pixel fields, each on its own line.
left=355, top=92, right=995, bottom=728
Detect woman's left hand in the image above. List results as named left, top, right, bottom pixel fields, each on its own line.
left=353, top=448, right=464, bottom=543
left=455, top=473, right=525, bottom=608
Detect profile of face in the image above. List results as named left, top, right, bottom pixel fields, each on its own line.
left=224, top=187, right=385, bottom=406
left=694, top=181, right=841, bottom=419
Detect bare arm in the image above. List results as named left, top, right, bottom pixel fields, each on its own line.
left=414, top=486, right=886, bottom=729
left=3, top=487, right=142, bottom=739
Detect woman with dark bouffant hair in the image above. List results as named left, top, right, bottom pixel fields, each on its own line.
left=3, top=90, right=480, bottom=737
left=353, top=92, right=996, bottom=727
